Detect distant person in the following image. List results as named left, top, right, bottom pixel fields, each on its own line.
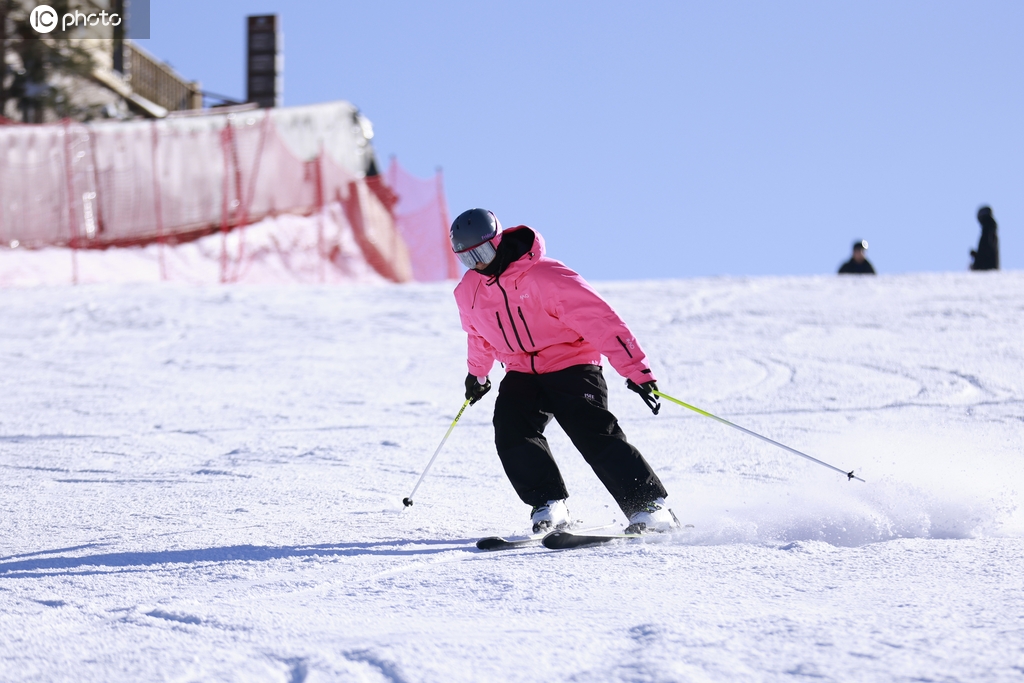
left=970, top=206, right=999, bottom=271
left=838, top=240, right=876, bottom=275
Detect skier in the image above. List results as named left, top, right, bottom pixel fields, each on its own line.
left=970, top=206, right=999, bottom=271
left=450, top=208, right=678, bottom=534
left=838, top=240, right=876, bottom=275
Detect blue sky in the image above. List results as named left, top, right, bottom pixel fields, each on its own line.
left=144, top=1, right=1023, bottom=280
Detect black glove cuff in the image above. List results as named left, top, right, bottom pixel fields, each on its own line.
left=626, top=379, right=661, bottom=415
left=464, top=373, right=491, bottom=405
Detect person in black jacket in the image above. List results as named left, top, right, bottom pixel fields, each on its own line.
left=838, top=240, right=876, bottom=275
left=970, top=206, right=999, bottom=271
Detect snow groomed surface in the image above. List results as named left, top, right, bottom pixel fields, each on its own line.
left=1, top=271, right=1022, bottom=681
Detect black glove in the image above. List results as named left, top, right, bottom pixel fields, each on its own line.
left=626, top=379, right=660, bottom=415
left=465, top=373, right=492, bottom=405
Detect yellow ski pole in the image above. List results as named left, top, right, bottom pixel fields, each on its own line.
left=403, top=399, right=472, bottom=507
left=653, top=390, right=865, bottom=482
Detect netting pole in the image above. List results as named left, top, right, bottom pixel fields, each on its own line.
left=386, top=154, right=397, bottom=189
left=227, top=117, right=245, bottom=282
left=86, top=132, right=106, bottom=249
left=314, top=145, right=325, bottom=283
left=219, top=120, right=234, bottom=284
left=61, top=119, right=79, bottom=285
left=230, top=113, right=270, bottom=283
left=150, top=121, right=167, bottom=281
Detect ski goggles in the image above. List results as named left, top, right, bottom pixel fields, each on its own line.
left=455, top=240, right=497, bottom=269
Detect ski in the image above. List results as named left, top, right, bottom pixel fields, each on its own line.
left=476, top=533, right=546, bottom=551
left=476, top=523, right=617, bottom=551
left=542, top=530, right=640, bottom=549
left=542, top=523, right=694, bottom=550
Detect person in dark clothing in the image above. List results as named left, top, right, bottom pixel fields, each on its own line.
left=838, top=240, right=876, bottom=275
left=970, top=206, right=999, bottom=271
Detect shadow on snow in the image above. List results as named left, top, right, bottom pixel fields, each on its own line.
left=0, top=538, right=475, bottom=578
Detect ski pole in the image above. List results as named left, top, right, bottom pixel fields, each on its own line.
left=402, top=399, right=472, bottom=507
left=653, top=390, right=865, bottom=482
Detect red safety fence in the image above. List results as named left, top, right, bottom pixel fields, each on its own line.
left=0, top=101, right=456, bottom=285
left=387, top=159, right=459, bottom=282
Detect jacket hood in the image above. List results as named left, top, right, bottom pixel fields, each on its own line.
left=477, top=226, right=546, bottom=280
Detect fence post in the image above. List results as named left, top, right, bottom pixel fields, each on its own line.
left=314, top=146, right=325, bottom=283
left=219, top=118, right=234, bottom=283
left=230, top=112, right=271, bottom=282
left=61, top=119, right=80, bottom=285
left=150, top=121, right=167, bottom=280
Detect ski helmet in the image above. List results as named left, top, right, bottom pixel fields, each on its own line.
left=450, top=208, right=501, bottom=268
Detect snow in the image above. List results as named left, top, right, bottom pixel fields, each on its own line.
left=1, top=269, right=1022, bottom=682
left=0, top=205, right=386, bottom=288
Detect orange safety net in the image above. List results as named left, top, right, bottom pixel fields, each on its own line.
left=387, top=159, right=459, bottom=282
left=0, top=105, right=455, bottom=285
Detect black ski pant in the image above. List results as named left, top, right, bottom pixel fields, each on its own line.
left=492, top=364, right=667, bottom=518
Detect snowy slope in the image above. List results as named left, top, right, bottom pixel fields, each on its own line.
left=1, top=271, right=1022, bottom=682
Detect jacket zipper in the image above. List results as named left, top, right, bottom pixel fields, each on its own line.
left=496, top=276, right=540, bottom=373
left=495, top=278, right=528, bottom=352
left=495, top=312, right=514, bottom=351
left=517, top=307, right=535, bottom=346
left=616, top=335, right=634, bottom=359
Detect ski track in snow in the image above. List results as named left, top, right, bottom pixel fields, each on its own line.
left=1, top=272, right=1023, bottom=682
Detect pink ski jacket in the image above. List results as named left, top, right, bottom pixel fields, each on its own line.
left=453, top=226, right=656, bottom=386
